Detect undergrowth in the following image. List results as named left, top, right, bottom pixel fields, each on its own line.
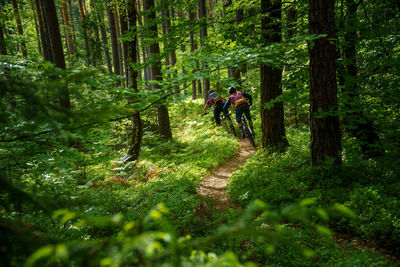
left=227, top=125, right=400, bottom=264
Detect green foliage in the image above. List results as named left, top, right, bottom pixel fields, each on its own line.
left=228, top=127, right=310, bottom=206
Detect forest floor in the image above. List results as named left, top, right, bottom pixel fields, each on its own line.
left=196, top=138, right=256, bottom=211
left=194, top=139, right=399, bottom=264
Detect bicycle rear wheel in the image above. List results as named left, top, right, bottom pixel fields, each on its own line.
left=243, top=124, right=256, bottom=147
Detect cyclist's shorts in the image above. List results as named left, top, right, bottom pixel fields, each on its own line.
left=235, top=105, right=251, bottom=123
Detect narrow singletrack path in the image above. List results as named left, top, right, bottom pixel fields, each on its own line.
left=196, top=139, right=256, bottom=211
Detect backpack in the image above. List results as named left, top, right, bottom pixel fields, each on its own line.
left=209, top=91, right=223, bottom=103
left=229, top=92, right=248, bottom=108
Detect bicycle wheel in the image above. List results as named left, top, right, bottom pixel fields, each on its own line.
left=221, top=116, right=237, bottom=137
left=243, top=125, right=256, bottom=147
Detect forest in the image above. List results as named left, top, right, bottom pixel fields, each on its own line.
left=1, top=0, right=400, bottom=266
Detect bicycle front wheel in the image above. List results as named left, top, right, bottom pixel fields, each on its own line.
left=221, top=117, right=237, bottom=137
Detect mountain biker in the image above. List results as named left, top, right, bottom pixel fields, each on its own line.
left=223, top=86, right=254, bottom=137
left=204, top=90, right=226, bottom=126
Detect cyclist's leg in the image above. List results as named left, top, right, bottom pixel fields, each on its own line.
left=236, top=107, right=246, bottom=138
left=214, top=105, right=222, bottom=126
left=243, top=106, right=254, bottom=133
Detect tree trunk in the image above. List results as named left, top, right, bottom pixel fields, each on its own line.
left=126, top=0, right=143, bottom=161
left=143, top=0, right=172, bottom=138
left=78, top=0, right=91, bottom=65
left=189, top=11, right=197, bottom=99
left=61, top=0, right=74, bottom=57
left=67, top=0, right=76, bottom=46
left=98, top=9, right=113, bottom=73
left=137, top=0, right=150, bottom=83
left=12, top=0, right=27, bottom=57
left=309, top=0, right=341, bottom=165
left=40, top=0, right=71, bottom=109
left=107, top=1, right=121, bottom=75
left=160, top=0, right=171, bottom=91
left=178, top=11, right=187, bottom=94
left=0, top=21, right=6, bottom=55
left=31, top=0, right=41, bottom=56
left=260, top=0, right=288, bottom=150
left=120, top=3, right=129, bottom=83
left=36, top=0, right=52, bottom=61
left=199, top=0, right=210, bottom=102
left=114, top=5, right=124, bottom=76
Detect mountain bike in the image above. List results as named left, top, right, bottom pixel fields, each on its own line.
left=239, top=114, right=256, bottom=147
left=203, top=111, right=237, bottom=137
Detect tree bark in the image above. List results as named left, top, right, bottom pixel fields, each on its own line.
left=143, top=0, right=172, bottom=138
left=199, top=0, right=210, bottom=102
left=107, top=1, right=121, bottom=75
left=126, top=0, right=143, bottom=161
left=260, top=0, right=288, bottom=150
left=61, top=0, right=74, bottom=57
left=98, top=8, right=113, bottom=74
left=0, top=19, right=7, bottom=55
left=178, top=10, right=187, bottom=94
left=36, top=0, right=52, bottom=61
left=78, top=0, right=91, bottom=65
left=114, top=5, right=124, bottom=76
left=119, top=3, right=129, bottom=83
left=40, top=0, right=71, bottom=109
left=161, top=0, right=171, bottom=91
left=30, top=0, right=41, bottom=56
left=137, top=0, right=150, bottom=83
left=189, top=11, right=197, bottom=99
left=67, top=0, right=77, bottom=46
left=12, top=0, right=27, bottom=57
left=309, top=0, right=341, bottom=165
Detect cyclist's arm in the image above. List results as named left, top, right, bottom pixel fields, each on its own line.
left=242, top=92, right=252, bottom=105
left=222, top=98, right=231, bottom=113
left=204, top=103, right=210, bottom=114
left=204, top=98, right=212, bottom=114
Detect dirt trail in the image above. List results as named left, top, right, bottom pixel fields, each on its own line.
left=196, top=139, right=256, bottom=211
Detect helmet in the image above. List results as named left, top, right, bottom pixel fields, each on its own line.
left=207, top=90, right=214, bottom=96
left=228, top=86, right=236, bottom=94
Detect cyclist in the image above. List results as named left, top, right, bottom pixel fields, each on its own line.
left=223, top=86, right=254, bottom=137
left=204, top=90, right=226, bottom=126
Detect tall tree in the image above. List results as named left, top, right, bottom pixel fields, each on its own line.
left=97, top=4, right=113, bottom=73
left=114, top=5, right=124, bottom=75
left=0, top=20, right=6, bottom=55
left=309, top=0, right=341, bottom=165
left=126, top=0, right=143, bottom=161
left=107, top=1, right=121, bottom=75
left=260, top=0, right=288, bottom=149
left=189, top=10, right=197, bottom=99
left=78, top=0, right=91, bottom=65
left=198, top=0, right=210, bottom=102
left=161, top=0, right=171, bottom=91
left=143, top=0, right=172, bottom=138
left=40, top=0, right=71, bottom=109
left=61, top=0, right=74, bottom=58
left=178, top=10, right=187, bottom=94
left=36, top=0, right=52, bottom=61
left=119, top=2, right=129, bottom=82
left=137, top=0, right=150, bottom=83
left=12, top=0, right=27, bottom=57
